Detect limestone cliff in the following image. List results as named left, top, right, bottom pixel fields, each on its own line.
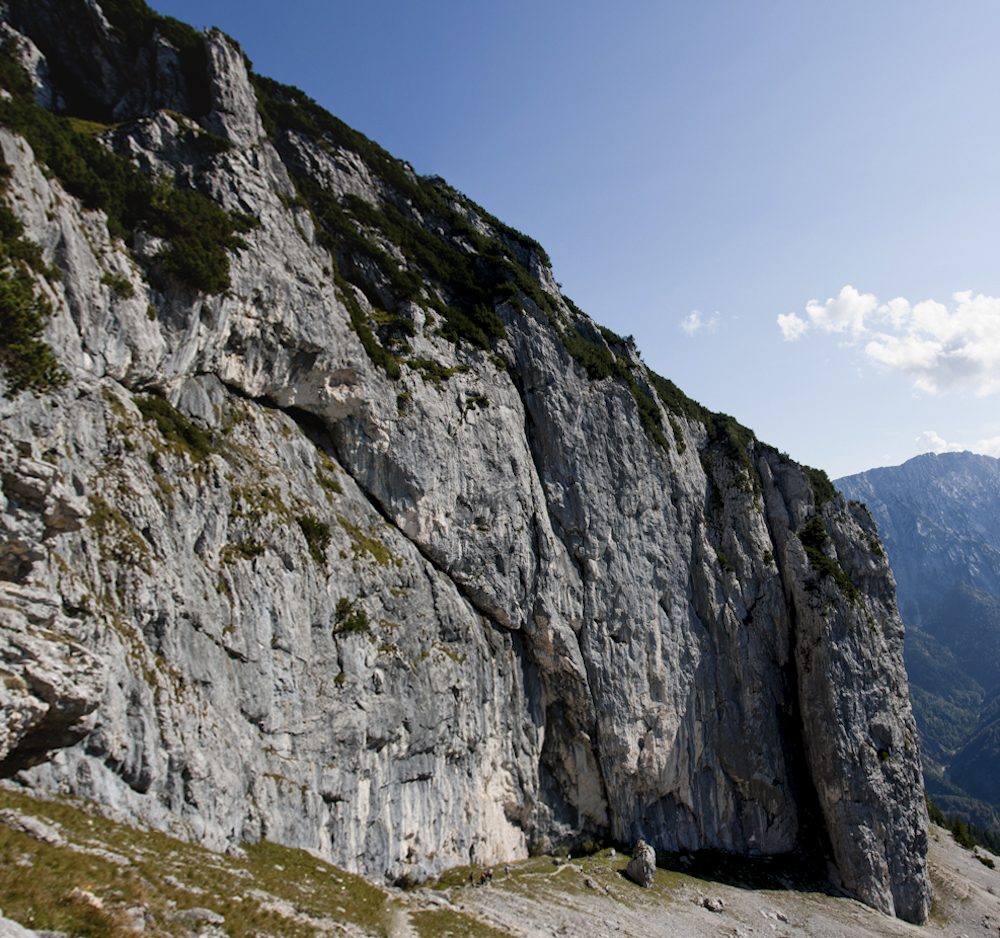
left=0, top=0, right=929, bottom=922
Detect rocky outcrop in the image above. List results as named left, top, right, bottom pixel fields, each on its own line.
left=625, top=840, right=656, bottom=888
left=762, top=462, right=929, bottom=921
left=0, top=0, right=929, bottom=922
left=0, top=440, right=102, bottom=775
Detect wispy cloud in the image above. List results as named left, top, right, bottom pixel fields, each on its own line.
left=778, top=287, right=1000, bottom=396
left=681, top=310, right=718, bottom=336
left=916, top=429, right=1000, bottom=458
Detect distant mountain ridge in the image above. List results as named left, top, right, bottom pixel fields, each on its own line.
left=837, top=452, right=1000, bottom=830
left=837, top=452, right=1000, bottom=624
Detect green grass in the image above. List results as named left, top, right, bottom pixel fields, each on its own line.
left=0, top=786, right=398, bottom=938
left=0, top=787, right=537, bottom=938
left=407, top=358, right=470, bottom=388
left=408, top=908, right=514, bottom=938
left=134, top=394, right=213, bottom=461
left=337, top=515, right=395, bottom=565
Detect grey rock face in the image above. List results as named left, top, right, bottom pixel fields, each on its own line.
left=0, top=1, right=929, bottom=922
left=0, top=915, right=38, bottom=938
left=6, top=0, right=193, bottom=121
left=763, top=460, right=930, bottom=922
left=625, top=840, right=656, bottom=888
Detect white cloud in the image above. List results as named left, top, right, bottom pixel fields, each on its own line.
left=777, top=312, right=807, bottom=341
left=865, top=291, right=1000, bottom=395
left=915, top=430, right=1000, bottom=458
left=914, top=430, right=954, bottom=454
left=778, top=286, right=1000, bottom=396
left=681, top=310, right=718, bottom=336
left=805, top=285, right=878, bottom=335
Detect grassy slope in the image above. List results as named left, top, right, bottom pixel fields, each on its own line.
left=3, top=785, right=998, bottom=938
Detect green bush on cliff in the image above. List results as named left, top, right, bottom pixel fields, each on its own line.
left=560, top=322, right=618, bottom=380
left=135, top=393, right=213, bottom=460
left=145, top=184, right=258, bottom=295
left=803, top=465, right=837, bottom=506
left=798, top=515, right=859, bottom=604
left=0, top=268, right=66, bottom=397
left=334, top=597, right=370, bottom=634
left=0, top=162, right=66, bottom=397
left=298, top=515, right=331, bottom=566
left=251, top=74, right=568, bottom=360
left=0, top=42, right=256, bottom=295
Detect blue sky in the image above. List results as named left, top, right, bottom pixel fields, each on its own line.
left=151, top=0, right=1000, bottom=478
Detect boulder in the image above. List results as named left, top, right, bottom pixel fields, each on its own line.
left=625, top=841, right=656, bottom=888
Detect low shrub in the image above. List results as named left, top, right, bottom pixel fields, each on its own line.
left=0, top=162, right=66, bottom=397
left=135, top=394, right=213, bottom=460
left=100, top=272, right=134, bottom=299
left=798, top=515, right=859, bottom=604
left=716, top=550, right=736, bottom=574
left=334, top=597, right=370, bottom=634
left=0, top=268, right=65, bottom=398
left=297, top=515, right=331, bottom=565
left=803, top=465, right=837, bottom=506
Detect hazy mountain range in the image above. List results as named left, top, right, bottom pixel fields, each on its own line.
left=837, top=452, right=1000, bottom=829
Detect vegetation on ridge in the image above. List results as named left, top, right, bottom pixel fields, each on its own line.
left=0, top=38, right=258, bottom=296
left=798, top=514, right=860, bottom=604
left=250, top=74, right=541, bottom=361
left=927, top=793, right=1000, bottom=858
left=0, top=0, right=844, bottom=490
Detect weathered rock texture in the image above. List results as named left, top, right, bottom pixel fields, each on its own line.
left=0, top=0, right=929, bottom=922
left=625, top=840, right=656, bottom=888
